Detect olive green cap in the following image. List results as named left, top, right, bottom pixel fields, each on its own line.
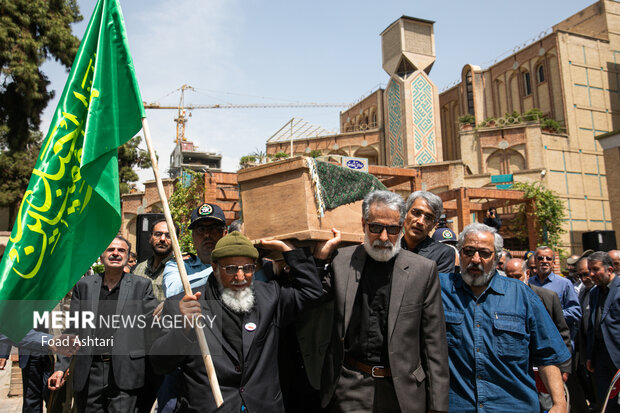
left=210, top=231, right=259, bottom=262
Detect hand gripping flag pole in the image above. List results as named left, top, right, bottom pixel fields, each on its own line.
left=141, top=118, right=224, bottom=407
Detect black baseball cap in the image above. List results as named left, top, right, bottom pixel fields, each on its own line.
left=188, top=203, right=226, bottom=229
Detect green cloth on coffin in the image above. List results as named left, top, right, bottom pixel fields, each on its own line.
left=315, top=161, right=387, bottom=210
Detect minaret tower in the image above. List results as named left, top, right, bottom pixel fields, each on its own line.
left=381, top=16, right=443, bottom=166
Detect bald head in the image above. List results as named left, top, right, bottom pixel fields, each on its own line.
left=609, top=250, right=620, bottom=273
left=505, top=258, right=528, bottom=283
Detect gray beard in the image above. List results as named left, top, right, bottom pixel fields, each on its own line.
left=363, top=233, right=402, bottom=262
left=219, top=284, right=255, bottom=313
left=461, top=263, right=495, bottom=287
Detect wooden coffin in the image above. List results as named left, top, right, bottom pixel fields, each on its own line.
left=237, top=157, right=364, bottom=243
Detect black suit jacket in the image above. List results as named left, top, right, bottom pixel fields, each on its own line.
left=320, top=245, right=449, bottom=412
left=530, top=284, right=572, bottom=373
left=57, top=273, right=158, bottom=392
left=149, top=249, right=322, bottom=413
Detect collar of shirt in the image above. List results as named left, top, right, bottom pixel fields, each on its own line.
left=145, top=254, right=172, bottom=275
left=401, top=235, right=433, bottom=253
left=533, top=272, right=556, bottom=285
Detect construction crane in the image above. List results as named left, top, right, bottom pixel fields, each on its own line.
left=143, top=84, right=349, bottom=143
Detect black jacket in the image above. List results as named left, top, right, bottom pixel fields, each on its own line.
left=149, top=249, right=322, bottom=413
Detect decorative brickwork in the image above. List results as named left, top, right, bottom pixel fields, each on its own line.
left=411, top=72, right=438, bottom=164
left=386, top=79, right=405, bottom=167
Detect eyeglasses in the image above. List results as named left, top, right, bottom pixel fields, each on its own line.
left=152, top=231, right=171, bottom=239
left=409, top=208, right=435, bottom=224
left=536, top=256, right=554, bottom=262
left=219, top=264, right=256, bottom=275
left=367, top=223, right=402, bottom=235
left=193, top=225, right=225, bottom=236
left=460, top=246, right=494, bottom=259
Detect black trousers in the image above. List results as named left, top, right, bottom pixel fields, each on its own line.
left=21, top=354, right=53, bottom=413
left=74, top=360, right=138, bottom=413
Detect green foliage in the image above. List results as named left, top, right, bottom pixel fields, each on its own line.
left=118, top=135, right=152, bottom=194
left=168, top=169, right=204, bottom=254
left=308, top=149, right=322, bottom=158
left=522, top=108, right=544, bottom=122
left=504, top=111, right=521, bottom=124
left=92, top=264, right=104, bottom=274
left=458, top=114, right=475, bottom=125
left=541, top=118, right=561, bottom=133
left=0, top=0, right=82, bottom=152
left=511, top=181, right=566, bottom=251
left=478, top=117, right=496, bottom=127
left=273, top=151, right=289, bottom=159
left=239, top=155, right=257, bottom=168
left=0, top=132, right=42, bottom=225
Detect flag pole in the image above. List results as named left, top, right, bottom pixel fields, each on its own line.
left=141, top=118, right=224, bottom=407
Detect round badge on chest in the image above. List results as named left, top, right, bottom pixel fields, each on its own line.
left=244, top=322, right=256, bottom=332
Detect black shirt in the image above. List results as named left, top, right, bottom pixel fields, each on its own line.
left=345, top=256, right=395, bottom=366
left=401, top=236, right=455, bottom=273
left=96, top=273, right=123, bottom=353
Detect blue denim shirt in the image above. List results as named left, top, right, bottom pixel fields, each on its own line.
left=439, top=272, right=570, bottom=412
left=529, top=272, right=582, bottom=343
left=162, top=255, right=213, bottom=298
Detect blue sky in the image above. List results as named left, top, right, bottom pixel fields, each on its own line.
left=41, top=0, right=592, bottom=181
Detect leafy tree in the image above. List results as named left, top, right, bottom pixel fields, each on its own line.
left=118, top=135, right=151, bottom=194
left=0, top=132, right=42, bottom=225
left=0, top=0, right=82, bottom=152
left=250, top=148, right=268, bottom=164
left=308, top=149, right=322, bottom=158
left=239, top=155, right=257, bottom=169
left=510, top=181, right=566, bottom=251
left=168, top=169, right=204, bottom=254
left=273, top=151, right=289, bottom=159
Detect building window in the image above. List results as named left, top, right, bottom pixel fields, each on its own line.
left=537, top=64, right=545, bottom=83
left=523, top=71, right=532, bottom=96
left=465, top=70, right=474, bottom=115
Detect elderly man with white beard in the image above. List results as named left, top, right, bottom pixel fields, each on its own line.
left=315, top=190, right=449, bottom=413
left=149, top=231, right=322, bottom=413
left=439, top=222, right=570, bottom=412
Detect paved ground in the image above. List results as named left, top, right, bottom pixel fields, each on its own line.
left=0, top=356, right=23, bottom=412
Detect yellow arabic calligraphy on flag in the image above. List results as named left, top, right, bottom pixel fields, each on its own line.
left=0, top=0, right=144, bottom=342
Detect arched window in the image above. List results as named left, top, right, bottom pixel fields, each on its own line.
left=536, top=64, right=545, bottom=83
left=465, top=70, right=474, bottom=115
left=523, top=71, right=532, bottom=96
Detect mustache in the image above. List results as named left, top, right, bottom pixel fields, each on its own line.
left=230, top=280, right=249, bottom=286
left=372, top=240, right=394, bottom=248
left=466, top=263, right=484, bottom=272
left=108, top=255, right=123, bottom=262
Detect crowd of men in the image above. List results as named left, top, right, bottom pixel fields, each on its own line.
left=1, top=190, right=620, bottom=413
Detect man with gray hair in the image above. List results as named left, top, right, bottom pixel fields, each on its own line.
left=401, top=191, right=455, bottom=273
left=316, top=190, right=449, bottom=412
left=439, top=223, right=569, bottom=412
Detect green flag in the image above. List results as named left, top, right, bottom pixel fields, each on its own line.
left=0, top=0, right=144, bottom=342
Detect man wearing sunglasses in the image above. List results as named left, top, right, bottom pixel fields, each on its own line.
left=150, top=231, right=322, bottom=413
left=401, top=191, right=455, bottom=274
left=439, top=223, right=570, bottom=412
left=316, top=190, right=449, bottom=413
left=529, top=246, right=582, bottom=344
left=162, top=203, right=228, bottom=298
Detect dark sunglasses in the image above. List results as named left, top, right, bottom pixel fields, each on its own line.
left=367, top=223, right=402, bottom=235
left=219, top=264, right=256, bottom=275
left=193, top=225, right=225, bottom=236
left=536, top=256, right=554, bottom=262
left=460, top=246, right=494, bottom=259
